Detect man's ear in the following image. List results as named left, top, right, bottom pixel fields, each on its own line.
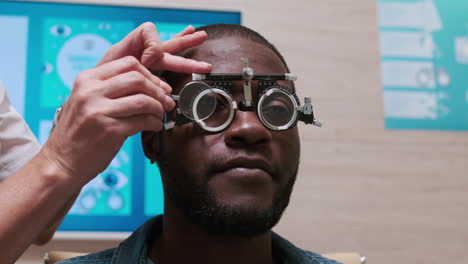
left=141, top=131, right=161, bottom=163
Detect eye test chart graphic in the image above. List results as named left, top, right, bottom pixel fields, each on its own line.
left=0, top=0, right=240, bottom=234
left=377, top=0, right=468, bottom=131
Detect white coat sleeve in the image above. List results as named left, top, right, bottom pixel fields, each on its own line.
left=0, top=83, right=40, bottom=180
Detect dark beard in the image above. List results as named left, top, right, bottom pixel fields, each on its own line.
left=157, top=155, right=298, bottom=238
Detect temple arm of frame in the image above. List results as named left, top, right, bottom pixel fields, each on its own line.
left=163, top=110, right=192, bottom=130
left=298, top=111, right=323, bottom=127
left=297, top=97, right=323, bottom=127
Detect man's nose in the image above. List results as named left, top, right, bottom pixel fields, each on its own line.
left=224, top=110, right=272, bottom=147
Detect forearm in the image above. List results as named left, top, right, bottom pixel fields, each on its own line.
left=33, top=191, right=79, bottom=245
left=0, top=150, right=83, bottom=264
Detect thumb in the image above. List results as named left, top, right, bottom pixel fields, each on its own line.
left=98, top=22, right=162, bottom=66
left=140, top=40, right=164, bottom=68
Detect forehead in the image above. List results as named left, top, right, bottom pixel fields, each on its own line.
left=190, top=36, right=287, bottom=74
left=164, top=37, right=291, bottom=94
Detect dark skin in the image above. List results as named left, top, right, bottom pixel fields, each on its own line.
left=143, top=36, right=301, bottom=264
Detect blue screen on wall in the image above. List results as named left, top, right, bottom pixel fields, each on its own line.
left=377, top=0, right=468, bottom=131
left=0, top=0, right=240, bottom=233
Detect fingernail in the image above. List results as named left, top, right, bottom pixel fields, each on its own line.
left=165, top=95, right=175, bottom=110
left=195, top=30, right=207, bottom=37
left=201, top=62, right=212, bottom=68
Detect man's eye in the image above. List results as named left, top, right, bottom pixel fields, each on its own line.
left=218, top=101, right=229, bottom=109
left=263, top=105, right=288, bottom=115
left=261, top=101, right=294, bottom=126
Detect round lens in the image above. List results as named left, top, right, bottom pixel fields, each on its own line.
left=202, top=93, right=232, bottom=128
left=258, top=89, right=297, bottom=130
left=178, top=82, right=216, bottom=120
left=193, top=88, right=236, bottom=132
left=194, top=91, right=217, bottom=120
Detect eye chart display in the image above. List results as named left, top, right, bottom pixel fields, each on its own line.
left=377, top=0, right=468, bottom=131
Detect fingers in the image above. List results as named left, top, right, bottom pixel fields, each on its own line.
left=99, top=22, right=212, bottom=75
left=172, top=25, right=195, bottom=38
left=152, top=53, right=212, bottom=73
left=93, top=56, right=172, bottom=93
left=140, top=22, right=162, bottom=50
left=163, top=30, right=208, bottom=55
left=118, top=114, right=164, bottom=135
left=104, top=71, right=175, bottom=111
left=105, top=94, right=165, bottom=120
left=140, top=40, right=165, bottom=69
left=141, top=31, right=211, bottom=71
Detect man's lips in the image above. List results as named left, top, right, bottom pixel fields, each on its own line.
left=212, top=157, right=274, bottom=178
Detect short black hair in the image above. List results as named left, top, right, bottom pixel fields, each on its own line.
left=194, top=24, right=291, bottom=72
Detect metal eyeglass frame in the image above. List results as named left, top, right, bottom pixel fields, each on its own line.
left=163, top=58, right=323, bottom=132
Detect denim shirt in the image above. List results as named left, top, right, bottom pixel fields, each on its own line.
left=57, top=215, right=341, bottom=264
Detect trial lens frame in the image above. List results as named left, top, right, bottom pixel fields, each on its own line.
left=163, top=58, right=323, bottom=132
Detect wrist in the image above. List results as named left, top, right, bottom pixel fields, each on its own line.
left=35, top=146, right=85, bottom=189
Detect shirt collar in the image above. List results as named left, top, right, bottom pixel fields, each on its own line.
left=113, top=216, right=162, bottom=264
left=112, top=215, right=325, bottom=264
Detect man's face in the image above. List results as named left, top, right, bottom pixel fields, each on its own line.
left=146, top=36, right=301, bottom=237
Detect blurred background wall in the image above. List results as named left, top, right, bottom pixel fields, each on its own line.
left=19, top=0, right=468, bottom=263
